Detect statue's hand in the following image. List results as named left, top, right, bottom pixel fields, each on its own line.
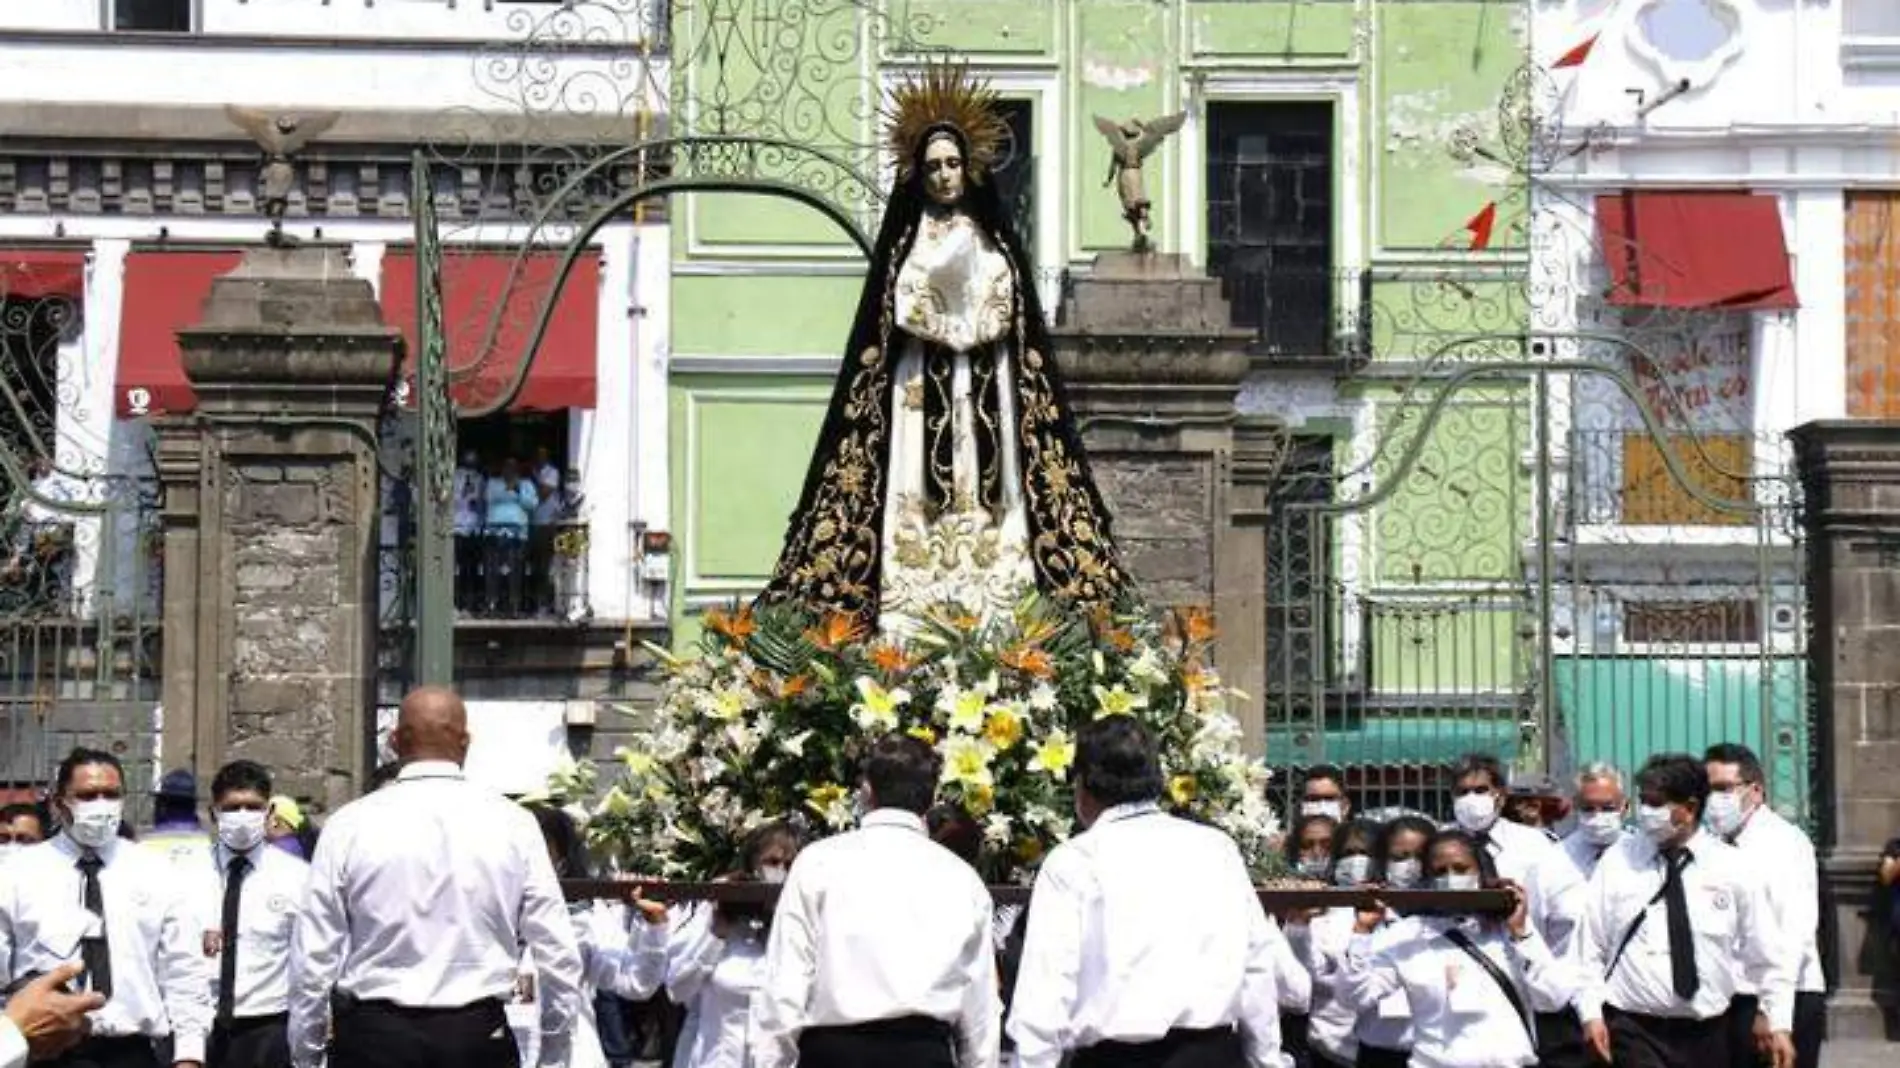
left=860, top=345, right=880, bottom=366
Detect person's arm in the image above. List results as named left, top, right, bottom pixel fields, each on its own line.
left=663, top=906, right=724, bottom=1009
left=953, top=879, right=1001, bottom=1068
left=583, top=909, right=671, bottom=1002
left=1736, top=863, right=1796, bottom=1036
left=747, top=858, right=821, bottom=1068
left=157, top=873, right=216, bottom=1067
left=515, top=822, right=584, bottom=1068
left=3, top=961, right=105, bottom=1066
left=1501, top=922, right=1573, bottom=1015
left=1002, top=852, right=1088, bottom=1068
left=517, top=481, right=538, bottom=513
left=0, top=1017, right=22, bottom=1068
left=1237, top=873, right=1291, bottom=1068
left=1339, top=919, right=1406, bottom=1016
left=289, top=822, right=351, bottom=1068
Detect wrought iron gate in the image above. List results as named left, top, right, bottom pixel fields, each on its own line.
left=1, top=285, right=165, bottom=818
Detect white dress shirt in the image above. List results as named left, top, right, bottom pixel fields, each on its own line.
left=1005, top=801, right=1288, bottom=1068
left=1572, top=829, right=1794, bottom=1030
left=1289, top=908, right=1365, bottom=1064
left=1473, top=816, right=1558, bottom=890
left=195, top=842, right=310, bottom=1020
left=1343, top=915, right=1570, bottom=1068
left=287, top=761, right=583, bottom=1068
left=749, top=808, right=999, bottom=1068
left=1728, top=807, right=1824, bottom=995
left=0, top=834, right=215, bottom=1063
left=667, top=904, right=770, bottom=1068
left=1529, top=829, right=1621, bottom=963
left=0, top=1016, right=22, bottom=1068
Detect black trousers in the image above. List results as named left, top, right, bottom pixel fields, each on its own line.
left=1605, top=1006, right=1731, bottom=1068
left=1792, top=991, right=1825, bottom=1068
left=43, top=1036, right=161, bottom=1068
left=1071, top=1027, right=1247, bottom=1068
left=1536, top=1007, right=1589, bottom=1068
left=210, top=1013, right=291, bottom=1068
left=1279, top=1012, right=1312, bottom=1068
left=1354, top=1045, right=1409, bottom=1068
left=797, top=1015, right=956, bottom=1068
left=330, top=998, right=517, bottom=1068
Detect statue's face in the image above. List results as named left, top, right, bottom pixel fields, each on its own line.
left=922, top=134, right=965, bottom=206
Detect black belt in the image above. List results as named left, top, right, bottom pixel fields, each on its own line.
left=1075, top=1026, right=1239, bottom=1062
left=802, top=1015, right=954, bottom=1042
left=215, top=1011, right=289, bottom=1033
left=338, top=996, right=506, bottom=1020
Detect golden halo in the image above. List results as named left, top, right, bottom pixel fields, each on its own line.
left=882, top=60, right=1008, bottom=185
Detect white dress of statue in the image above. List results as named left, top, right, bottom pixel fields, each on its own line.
left=876, top=133, right=1037, bottom=638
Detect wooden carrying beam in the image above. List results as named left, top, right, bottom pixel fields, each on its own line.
left=561, top=879, right=1516, bottom=913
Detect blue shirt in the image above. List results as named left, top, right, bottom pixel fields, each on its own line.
left=484, top=477, right=538, bottom=537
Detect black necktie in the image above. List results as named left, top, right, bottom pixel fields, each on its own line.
left=218, top=855, right=252, bottom=1024
left=76, top=853, right=113, bottom=999
left=1661, top=847, right=1699, bottom=1000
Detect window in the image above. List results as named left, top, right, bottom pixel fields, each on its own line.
left=992, top=99, right=1037, bottom=258
left=1624, top=600, right=1760, bottom=644
left=1265, top=436, right=1335, bottom=692
left=1205, top=101, right=1334, bottom=357
left=113, top=0, right=193, bottom=32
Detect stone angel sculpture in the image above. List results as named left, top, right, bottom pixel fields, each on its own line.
left=224, top=105, right=341, bottom=244
left=1093, top=112, right=1187, bottom=252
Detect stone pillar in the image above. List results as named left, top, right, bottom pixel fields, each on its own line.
left=1052, top=252, right=1269, bottom=746
left=158, top=245, right=399, bottom=813
left=1789, top=419, right=1900, bottom=1038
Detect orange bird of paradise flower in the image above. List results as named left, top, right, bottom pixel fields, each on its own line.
left=705, top=605, right=756, bottom=643
left=1175, top=606, right=1216, bottom=645
left=1000, top=644, right=1055, bottom=679
left=804, top=612, right=866, bottom=653
left=752, top=670, right=812, bottom=701
left=870, top=643, right=913, bottom=675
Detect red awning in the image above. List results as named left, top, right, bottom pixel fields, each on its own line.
left=1595, top=191, right=1799, bottom=311
left=0, top=248, right=86, bottom=300
left=117, top=249, right=244, bottom=417
left=379, top=249, right=600, bottom=411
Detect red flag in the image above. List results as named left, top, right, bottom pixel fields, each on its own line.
left=1465, top=202, right=1498, bottom=251
left=1554, top=34, right=1598, bottom=70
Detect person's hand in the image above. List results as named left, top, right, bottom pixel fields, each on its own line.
left=614, top=880, right=667, bottom=927
left=709, top=906, right=735, bottom=942
left=1768, top=1030, right=1795, bottom=1068
left=1583, top=1019, right=1612, bottom=1063
left=512, top=973, right=535, bottom=1005
left=1498, top=879, right=1530, bottom=939
left=1352, top=897, right=1386, bottom=935
left=3, top=961, right=104, bottom=1060
left=1752, top=1012, right=1773, bottom=1060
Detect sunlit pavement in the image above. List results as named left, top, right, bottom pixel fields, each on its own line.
left=1824, top=1038, right=1898, bottom=1067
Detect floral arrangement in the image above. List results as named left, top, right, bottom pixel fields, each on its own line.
left=554, top=596, right=1284, bottom=884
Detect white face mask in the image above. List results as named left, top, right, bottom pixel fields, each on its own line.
left=1333, top=855, right=1373, bottom=887
left=217, top=810, right=268, bottom=853
left=1452, top=792, right=1498, bottom=833
left=1637, top=804, right=1678, bottom=844
left=1296, top=857, right=1331, bottom=880
left=1433, top=872, right=1481, bottom=892
left=67, top=799, right=123, bottom=850
left=1703, top=790, right=1750, bottom=838
left=757, top=864, right=788, bottom=885
left=1384, top=858, right=1423, bottom=889
left=1301, top=800, right=1343, bottom=821
left=1579, top=810, right=1624, bottom=847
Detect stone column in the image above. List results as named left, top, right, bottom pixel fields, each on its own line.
left=1789, top=419, right=1900, bottom=1038
left=158, top=245, right=399, bottom=813
left=1052, top=253, right=1268, bottom=746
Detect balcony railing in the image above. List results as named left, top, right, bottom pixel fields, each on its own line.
left=1215, top=264, right=1371, bottom=364
left=378, top=519, right=592, bottom=626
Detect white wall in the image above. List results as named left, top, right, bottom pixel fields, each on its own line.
left=3, top=0, right=664, bottom=42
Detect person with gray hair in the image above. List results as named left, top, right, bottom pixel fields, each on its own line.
left=1524, top=762, right=1630, bottom=1068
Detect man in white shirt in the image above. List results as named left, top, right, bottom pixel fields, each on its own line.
left=0, top=747, right=216, bottom=1068
left=1, top=961, right=105, bottom=1067
left=750, top=734, right=998, bottom=1068
left=1526, top=762, right=1629, bottom=1068
left=1446, top=753, right=1557, bottom=892
left=287, top=687, right=582, bottom=1068
left=452, top=451, right=485, bottom=613
left=1573, top=753, right=1796, bottom=1068
left=1007, top=717, right=1287, bottom=1068
left=192, top=761, right=309, bottom=1068
left=1297, top=765, right=1350, bottom=823
left=1703, top=744, right=1824, bottom=1068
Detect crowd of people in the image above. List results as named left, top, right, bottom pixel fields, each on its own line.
left=449, top=447, right=584, bottom=619
left=0, top=689, right=1843, bottom=1068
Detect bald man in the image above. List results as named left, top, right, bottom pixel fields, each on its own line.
left=286, top=688, right=582, bottom=1068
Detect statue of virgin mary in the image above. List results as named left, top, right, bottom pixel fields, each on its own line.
left=761, top=63, right=1127, bottom=634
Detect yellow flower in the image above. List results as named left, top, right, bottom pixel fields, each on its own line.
left=1031, top=732, right=1075, bottom=776
left=1012, top=836, right=1045, bottom=865
left=908, top=725, right=939, bottom=745
left=705, top=683, right=750, bottom=721
left=965, top=783, right=996, bottom=816
left=806, top=782, right=848, bottom=814
left=942, top=735, right=996, bottom=787
left=617, top=748, right=657, bottom=777
left=983, top=706, right=1024, bottom=751
left=851, top=677, right=911, bottom=730
left=941, top=686, right=989, bottom=734
left=1168, top=774, right=1199, bottom=805
left=1092, top=683, right=1147, bottom=718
